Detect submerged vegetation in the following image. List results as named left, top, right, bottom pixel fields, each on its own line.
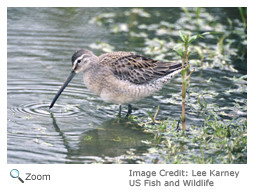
left=87, top=7, right=247, bottom=164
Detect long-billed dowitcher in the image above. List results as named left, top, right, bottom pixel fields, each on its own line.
left=49, top=49, right=185, bottom=116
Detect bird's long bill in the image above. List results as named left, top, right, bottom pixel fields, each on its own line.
left=49, top=70, right=76, bottom=109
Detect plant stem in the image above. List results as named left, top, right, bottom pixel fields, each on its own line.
left=181, top=44, right=188, bottom=131
left=182, top=88, right=186, bottom=130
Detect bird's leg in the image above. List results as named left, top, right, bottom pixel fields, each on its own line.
left=118, top=105, right=122, bottom=117
left=175, top=119, right=181, bottom=132
left=126, top=104, right=132, bottom=117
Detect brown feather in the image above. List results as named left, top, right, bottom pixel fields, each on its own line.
left=99, top=52, right=183, bottom=85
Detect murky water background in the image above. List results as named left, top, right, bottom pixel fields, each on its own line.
left=7, top=7, right=247, bottom=164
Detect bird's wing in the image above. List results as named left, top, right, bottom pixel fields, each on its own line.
left=99, top=52, right=183, bottom=85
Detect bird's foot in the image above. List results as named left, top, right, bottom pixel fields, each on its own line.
left=126, top=104, right=132, bottom=117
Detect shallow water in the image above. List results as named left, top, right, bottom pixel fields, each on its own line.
left=7, top=7, right=247, bottom=164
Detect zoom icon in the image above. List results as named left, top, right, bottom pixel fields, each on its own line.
left=10, top=169, right=24, bottom=183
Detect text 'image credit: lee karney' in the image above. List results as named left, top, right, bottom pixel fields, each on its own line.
left=129, top=169, right=240, bottom=187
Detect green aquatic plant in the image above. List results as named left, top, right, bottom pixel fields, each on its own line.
left=147, top=106, right=160, bottom=123
left=84, top=135, right=93, bottom=141
left=174, top=31, right=209, bottom=131
left=89, top=41, right=114, bottom=53
left=238, top=7, right=247, bottom=28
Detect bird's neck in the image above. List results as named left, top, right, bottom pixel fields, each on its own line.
left=82, top=62, right=104, bottom=96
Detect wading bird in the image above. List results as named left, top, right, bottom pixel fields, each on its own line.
left=49, top=49, right=185, bottom=116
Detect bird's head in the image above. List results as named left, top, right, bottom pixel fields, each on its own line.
left=71, top=49, right=96, bottom=73
left=49, top=49, right=97, bottom=109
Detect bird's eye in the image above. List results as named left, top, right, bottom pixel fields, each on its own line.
left=77, top=59, right=81, bottom=64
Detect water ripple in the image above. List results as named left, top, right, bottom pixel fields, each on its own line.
left=8, top=77, right=93, bottom=118
left=9, top=102, right=83, bottom=118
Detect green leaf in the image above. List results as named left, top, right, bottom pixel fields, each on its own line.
left=173, top=48, right=184, bottom=58
left=196, top=7, right=201, bottom=19
left=197, top=34, right=205, bottom=39
left=188, top=35, right=197, bottom=44
left=239, top=74, right=247, bottom=80
left=173, top=43, right=184, bottom=49
left=181, top=68, right=187, bottom=75
left=43, top=142, right=53, bottom=147
left=202, top=32, right=210, bottom=36
left=197, top=32, right=210, bottom=39
left=179, top=31, right=186, bottom=42
left=185, top=34, right=190, bottom=43
left=188, top=32, right=210, bottom=45
left=197, top=95, right=204, bottom=108
left=207, top=77, right=212, bottom=83
left=154, top=106, right=160, bottom=120
left=147, top=110, right=155, bottom=122
left=181, top=7, right=191, bottom=18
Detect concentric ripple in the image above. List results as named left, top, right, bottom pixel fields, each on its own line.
left=7, top=76, right=96, bottom=118
left=9, top=102, right=83, bottom=118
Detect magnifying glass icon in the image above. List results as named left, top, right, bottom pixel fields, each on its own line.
left=10, top=169, right=24, bottom=183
